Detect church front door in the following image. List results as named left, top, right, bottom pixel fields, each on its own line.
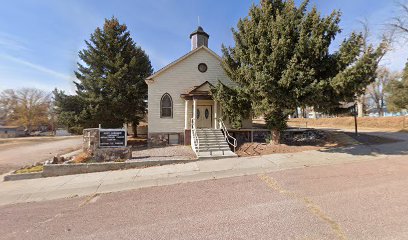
left=196, top=105, right=212, bottom=128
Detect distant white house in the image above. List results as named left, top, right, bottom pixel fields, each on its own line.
left=0, top=126, right=25, bottom=138
left=55, top=128, right=71, bottom=136
left=145, top=27, right=251, bottom=157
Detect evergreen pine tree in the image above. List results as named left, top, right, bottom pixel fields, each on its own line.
left=212, top=0, right=386, bottom=143
left=75, top=17, right=153, bottom=131
left=53, top=89, right=85, bottom=134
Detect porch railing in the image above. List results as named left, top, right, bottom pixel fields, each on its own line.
left=191, top=118, right=200, bottom=153
left=218, top=118, right=237, bottom=152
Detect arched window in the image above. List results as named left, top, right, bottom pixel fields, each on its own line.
left=160, top=93, right=173, bottom=118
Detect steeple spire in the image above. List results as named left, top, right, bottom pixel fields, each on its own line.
left=190, top=26, right=209, bottom=50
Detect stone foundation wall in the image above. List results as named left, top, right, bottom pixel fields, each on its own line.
left=229, top=130, right=271, bottom=144
left=93, top=147, right=132, bottom=162
left=148, top=132, right=184, bottom=147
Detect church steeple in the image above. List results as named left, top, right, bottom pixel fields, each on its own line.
left=190, top=26, right=209, bottom=50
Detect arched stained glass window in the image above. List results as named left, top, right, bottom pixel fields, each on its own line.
left=160, top=93, right=173, bottom=118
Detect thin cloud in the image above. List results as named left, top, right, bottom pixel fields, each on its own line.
left=0, top=70, right=77, bottom=93
left=0, top=32, right=28, bottom=51
left=0, top=54, right=73, bottom=82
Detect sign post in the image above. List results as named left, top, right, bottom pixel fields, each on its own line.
left=352, top=103, right=358, bottom=137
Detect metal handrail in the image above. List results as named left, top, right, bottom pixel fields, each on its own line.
left=218, top=118, right=237, bottom=152
left=191, top=118, right=200, bottom=153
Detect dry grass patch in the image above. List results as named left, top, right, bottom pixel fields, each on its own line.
left=72, top=152, right=91, bottom=163
left=288, top=116, right=408, bottom=130
left=14, top=165, right=43, bottom=174
left=236, top=130, right=343, bottom=157
left=131, top=145, right=197, bottom=161
left=236, top=143, right=322, bottom=156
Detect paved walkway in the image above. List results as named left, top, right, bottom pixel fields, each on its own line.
left=0, top=131, right=407, bottom=206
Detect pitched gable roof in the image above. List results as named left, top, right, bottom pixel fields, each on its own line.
left=180, top=81, right=214, bottom=99
left=146, top=46, right=222, bottom=81
left=184, top=81, right=214, bottom=94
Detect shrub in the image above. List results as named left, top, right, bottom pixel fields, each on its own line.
left=72, top=152, right=91, bottom=164
left=68, top=126, right=84, bottom=135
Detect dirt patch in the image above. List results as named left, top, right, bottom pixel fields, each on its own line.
left=0, top=136, right=80, bottom=151
left=236, top=130, right=342, bottom=157
left=288, top=116, right=408, bottom=131
left=131, top=145, right=197, bottom=161
left=236, top=143, right=322, bottom=156
left=344, top=132, right=402, bottom=145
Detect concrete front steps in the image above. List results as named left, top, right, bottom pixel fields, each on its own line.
left=194, top=128, right=237, bottom=159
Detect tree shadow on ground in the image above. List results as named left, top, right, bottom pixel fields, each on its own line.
left=319, top=131, right=408, bottom=156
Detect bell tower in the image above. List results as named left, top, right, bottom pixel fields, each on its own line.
left=190, top=26, right=209, bottom=50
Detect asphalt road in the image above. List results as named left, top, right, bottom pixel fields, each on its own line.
left=0, top=136, right=82, bottom=174
left=1, top=155, right=407, bottom=240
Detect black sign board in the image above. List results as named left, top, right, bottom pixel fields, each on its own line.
left=99, top=129, right=127, bottom=148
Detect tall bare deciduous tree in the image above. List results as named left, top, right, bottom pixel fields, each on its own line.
left=0, top=89, right=17, bottom=124
left=356, top=20, right=371, bottom=117
left=0, top=88, right=51, bottom=132
left=386, top=62, right=408, bottom=112
left=357, top=20, right=392, bottom=117
left=390, top=1, right=408, bottom=39
left=366, top=67, right=400, bottom=116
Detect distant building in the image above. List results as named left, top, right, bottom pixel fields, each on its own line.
left=0, top=126, right=25, bottom=138
left=55, top=128, right=71, bottom=136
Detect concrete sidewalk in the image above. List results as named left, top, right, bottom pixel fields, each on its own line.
left=1, top=134, right=406, bottom=207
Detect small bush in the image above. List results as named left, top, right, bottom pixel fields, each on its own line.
left=72, top=152, right=91, bottom=163
left=68, top=126, right=84, bottom=135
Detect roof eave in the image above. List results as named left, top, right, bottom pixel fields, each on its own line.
left=145, top=79, right=154, bottom=84
left=145, top=46, right=222, bottom=80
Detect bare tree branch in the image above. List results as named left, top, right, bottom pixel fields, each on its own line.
left=366, top=67, right=401, bottom=116
left=389, top=1, right=408, bottom=39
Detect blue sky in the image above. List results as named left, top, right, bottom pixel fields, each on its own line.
left=0, top=0, right=407, bottom=93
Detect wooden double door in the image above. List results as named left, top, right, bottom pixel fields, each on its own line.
left=195, top=105, right=212, bottom=128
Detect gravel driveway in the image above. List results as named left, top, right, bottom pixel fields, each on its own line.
left=0, top=136, right=82, bottom=174
left=131, top=145, right=197, bottom=161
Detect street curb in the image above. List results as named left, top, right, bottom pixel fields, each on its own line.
left=3, top=159, right=197, bottom=181
left=4, top=172, right=43, bottom=181
left=42, top=159, right=197, bottom=177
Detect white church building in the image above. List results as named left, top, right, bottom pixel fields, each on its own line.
left=145, top=27, right=252, bottom=158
